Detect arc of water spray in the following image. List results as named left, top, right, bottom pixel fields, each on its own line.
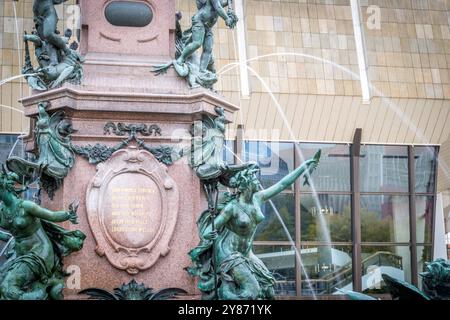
left=0, top=74, right=35, bottom=87
left=0, top=237, right=13, bottom=258
left=218, top=49, right=450, bottom=295
left=218, top=52, right=450, bottom=180
left=0, top=104, right=30, bottom=137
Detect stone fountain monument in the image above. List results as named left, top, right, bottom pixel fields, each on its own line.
left=14, top=0, right=238, bottom=299
left=1, top=0, right=322, bottom=300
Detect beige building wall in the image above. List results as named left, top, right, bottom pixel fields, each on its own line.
left=177, top=1, right=450, bottom=144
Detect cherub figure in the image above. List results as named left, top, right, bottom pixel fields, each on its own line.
left=32, top=0, right=71, bottom=55
left=22, top=1, right=84, bottom=91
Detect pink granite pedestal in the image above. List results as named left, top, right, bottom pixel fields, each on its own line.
left=19, top=0, right=239, bottom=299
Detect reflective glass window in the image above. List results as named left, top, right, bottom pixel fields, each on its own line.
left=416, top=196, right=433, bottom=244
left=254, top=246, right=296, bottom=296
left=361, top=195, right=410, bottom=243
left=360, top=145, right=409, bottom=193
left=256, top=193, right=295, bottom=242
left=300, top=245, right=353, bottom=296
left=244, top=141, right=294, bottom=190
left=300, top=194, right=352, bottom=242
left=361, top=245, right=411, bottom=294
left=414, top=147, right=437, bottom=193
left=299, top=143, right=351, bottom=192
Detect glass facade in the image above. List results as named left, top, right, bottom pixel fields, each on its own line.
left=236, top=141, right=438, bottom=298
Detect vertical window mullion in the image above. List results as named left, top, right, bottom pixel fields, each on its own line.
left=351, top=129, right=362, bottom=292
left=408, top=145, right=419, bottom=286
left=294, top=143, right=302, bottom=298
left=431, top=146, right=440, bottom=260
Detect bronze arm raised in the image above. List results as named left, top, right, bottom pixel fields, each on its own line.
left=255, top=150, right=321, bottom=204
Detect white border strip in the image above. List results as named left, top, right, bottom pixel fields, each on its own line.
left=350, top=0, right=371, bottom=104
left=234, top=0, right=250, bottom=98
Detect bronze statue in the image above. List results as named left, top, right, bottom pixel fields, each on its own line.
left=22, top=1, right=84, bottom=91
left=0, top=170, right=85, bottom=300
left=33, top=0, right=71, bottom=55
left=7, top=102, right=76, bottom=199
left=187, top=105, right=322, bottom=300
left=191, top=106, right=227, bottom=180
left=421, top=258, right=450, bottom=300
left=153, top=1, right=238, bottom=89
left=187, top=152, right=321, bottom=300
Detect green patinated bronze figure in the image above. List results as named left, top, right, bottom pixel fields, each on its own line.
left=153, top=1, right=238, bottom=89
left=22, top=0, right=84, bottom=91
left=188, top=152, right=321, bottom=300
left=421, top=258, right=450, bottom=300
left=191, top=106, right=227, bottom=180
left=7, top=102, right=76, bottom=199
left=190, top=106, right=257, bottom=184
left=187, top=105, right=321, bottom=300
left=73, top=121, right=184, bottom=166
left=0, top=169, right=86, bottom=300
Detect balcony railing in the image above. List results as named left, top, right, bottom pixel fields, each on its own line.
left=274, top=251, right=403, bottom=296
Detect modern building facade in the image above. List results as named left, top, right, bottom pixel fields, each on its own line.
left=0, top=0, right=449, bottom=299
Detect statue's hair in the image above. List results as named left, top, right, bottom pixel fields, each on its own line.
left=217, top=167, right=260, bottom=210
left=228, top=167, right=260, bottom=192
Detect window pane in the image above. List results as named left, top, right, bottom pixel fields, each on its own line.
left=361, top=195, right=410, bottom=243
left=414, top=146, right=437, bottom=193
left=416, top=196, right=433, bottom=244
left=298, top=143, right=350, bottom=192
left=222, top=140, right=235, bottom=164
left=256, top=194, right=295, bottom=242
left=300, top=194, right=352, bottom=242
left=416, top=245, right=433, bottom=291
left=0, top=134, right=20, bottom=163
left=254, top=245, right=296, bottom=296
left=361, top=246, right=411, bottom=294
left=300, top=245, right=353, bottom=296
left=360, top=145, right=409, bottom=193
left=244, top=141, right=294, bottom=190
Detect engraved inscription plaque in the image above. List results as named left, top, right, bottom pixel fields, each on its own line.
left=104, top=173, right=161, bottom=249
left=86, top=147, right=179, bottom=274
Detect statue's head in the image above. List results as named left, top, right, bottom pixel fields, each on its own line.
left=0, top=169, right=21, bottom=193
left=38, top=101, right=49, bottom=112
left=57, top=119, right=75, bottom=137
left=229, top=164, right=260, bottom=194
left=215, top=106, right=225, bottom=117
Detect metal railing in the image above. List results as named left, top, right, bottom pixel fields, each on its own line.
left=284, top=251, right=404, bottom=296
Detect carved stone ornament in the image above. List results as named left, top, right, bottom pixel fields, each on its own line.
left=86, top=146, right=179, bottom=274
